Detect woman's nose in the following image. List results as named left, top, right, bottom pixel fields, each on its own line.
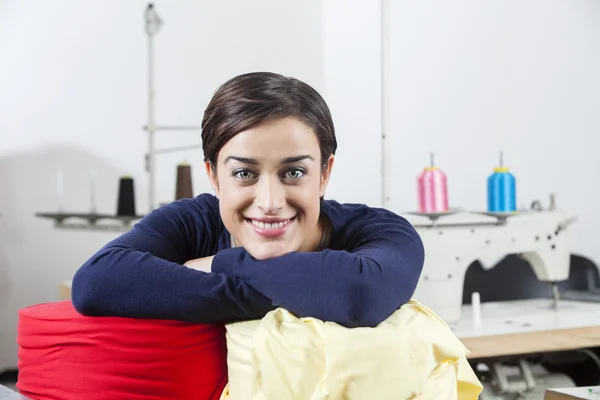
left=255, top=177, right=285, bottom=214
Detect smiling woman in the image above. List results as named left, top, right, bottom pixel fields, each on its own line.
left=208, top=117, right=331, bottom=260
left=70, top=72, right=425, bottom=328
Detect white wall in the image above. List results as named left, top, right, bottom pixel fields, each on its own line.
left=325, top=1, right=600, bottom=257
left=387, top=0, right=600, bottom=220
left=322, top=0, right=383, bottom=206
left=0, top=0, right=323, bottom=370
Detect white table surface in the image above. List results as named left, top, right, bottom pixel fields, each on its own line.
left=450, top=298, right=600, bottom=339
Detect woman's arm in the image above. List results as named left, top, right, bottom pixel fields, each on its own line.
left=71, top=195, right=274, bottom=323
left=211, top=204, right=424, bottom=328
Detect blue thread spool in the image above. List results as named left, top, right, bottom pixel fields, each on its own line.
left=487, top=151, right=516, bottom=212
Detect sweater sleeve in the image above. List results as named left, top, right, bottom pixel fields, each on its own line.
left=211, top=205, right=425, bottom=328
left=71, top=196, right=274, bottom=324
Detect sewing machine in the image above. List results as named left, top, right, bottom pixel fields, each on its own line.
left=407, top=200, right=576, bottom=324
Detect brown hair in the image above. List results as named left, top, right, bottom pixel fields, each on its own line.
left=201, top=72, right=337, bottom=170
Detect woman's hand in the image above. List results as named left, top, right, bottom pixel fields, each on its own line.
left=184, top=256, right=215, bottom=273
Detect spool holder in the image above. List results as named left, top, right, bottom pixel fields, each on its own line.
left=405, top=209, right=462, bottom=225
left=407, top=208, right=541, bottom=229
left=408, top=194, right=563, bottom=229
left=472, top=211, right=519, bottom=225
left=36, top=212, right=144, bottom=232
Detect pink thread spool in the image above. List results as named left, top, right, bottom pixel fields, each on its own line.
left=417, top=153, right=449, bottom=213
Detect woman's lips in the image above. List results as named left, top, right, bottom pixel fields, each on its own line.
left=246, top=217, right=295, bottom=238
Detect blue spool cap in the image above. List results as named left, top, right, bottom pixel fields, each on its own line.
left=487, top=167, right=516, bottom=212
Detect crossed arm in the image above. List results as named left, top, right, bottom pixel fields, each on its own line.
left=72, top=197, right=424, bottom=327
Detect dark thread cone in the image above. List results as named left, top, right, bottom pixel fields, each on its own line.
left=116, top=176, right=136, bottom=216
left=175, top=163, right=193, bottom=200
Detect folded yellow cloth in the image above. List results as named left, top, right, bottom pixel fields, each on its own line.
left=222, top=299, right=482, bottom=399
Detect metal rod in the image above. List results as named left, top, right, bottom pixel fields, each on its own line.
left=381, top=0, right=391, bottom=208
left=143, top=125, right=202, bottom=132
left=144, top=3, right=164, bottom=212
left=153, top=144, right=203, bottom=155
left=551, top=282, right=560, bottom=309
left=147, top=33, right=156, bottom=211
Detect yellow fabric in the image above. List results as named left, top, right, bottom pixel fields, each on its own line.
left=222, top=300, right=482, bottom=399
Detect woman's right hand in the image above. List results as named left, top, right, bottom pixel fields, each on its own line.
left=184, top=256, right=215, bottom=273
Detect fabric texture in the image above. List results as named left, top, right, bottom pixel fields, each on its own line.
left=16, top=301, right=227, bottom=400
left=222, top=300, right=482, bottom=400
left=71, top=194, right=424, bottom=328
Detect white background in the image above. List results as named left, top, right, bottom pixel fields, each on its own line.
left=1, top=0, right=599, bottom=369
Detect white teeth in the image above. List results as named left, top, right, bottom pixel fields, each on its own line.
left=250, top=218, right=292, bottom=229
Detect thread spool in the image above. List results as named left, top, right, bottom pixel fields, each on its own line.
left=116, top=176, right=136, bottom=216
left=56, top=169, right=64, bottom=213
left=417, top=153, right=449, bottom=213
left=90, top=170, right=97, bottom=214
left=487, top=151, right=516, bottom=212
left=175, top=162, right=194, bottom=200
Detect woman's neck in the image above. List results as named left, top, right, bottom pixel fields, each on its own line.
left=298, top=214, right=331, bottom=253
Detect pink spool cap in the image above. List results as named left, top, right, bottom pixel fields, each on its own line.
left=417, top=153, right=449, bottom=213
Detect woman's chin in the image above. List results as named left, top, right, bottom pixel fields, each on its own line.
left=246, top=243, right=293, bottom=261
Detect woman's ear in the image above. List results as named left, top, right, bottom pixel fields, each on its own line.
left=204, top=161, right=220, bottom=199
left=319, top=155, right=335, bottom=198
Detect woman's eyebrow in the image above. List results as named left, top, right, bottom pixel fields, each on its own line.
left=281, top=155, right=314, bottom=165
left=224, top=156, right=258, bottom=165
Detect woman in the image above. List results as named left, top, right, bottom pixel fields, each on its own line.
left=71, top=72, right=425, bottom=328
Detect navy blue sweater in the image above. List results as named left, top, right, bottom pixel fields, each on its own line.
left=71, top=194, right=424, bottom=328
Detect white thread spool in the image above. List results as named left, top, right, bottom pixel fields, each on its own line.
left=472, top=292, right=482, bottom=329
left=90, top=170, right=97, bottom=214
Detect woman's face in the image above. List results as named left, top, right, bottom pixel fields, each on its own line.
left=206, top=117, right=334, bottom=260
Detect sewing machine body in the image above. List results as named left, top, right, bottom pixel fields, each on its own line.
left=409, top=210, right=574, bottom=323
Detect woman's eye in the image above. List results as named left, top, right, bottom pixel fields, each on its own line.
left=234, top=170, right=256, bottom=180
left=285, top=169, right=305, bottom=179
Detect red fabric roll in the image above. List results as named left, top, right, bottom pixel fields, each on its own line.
left=16, top=301, right=227, bottom=400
